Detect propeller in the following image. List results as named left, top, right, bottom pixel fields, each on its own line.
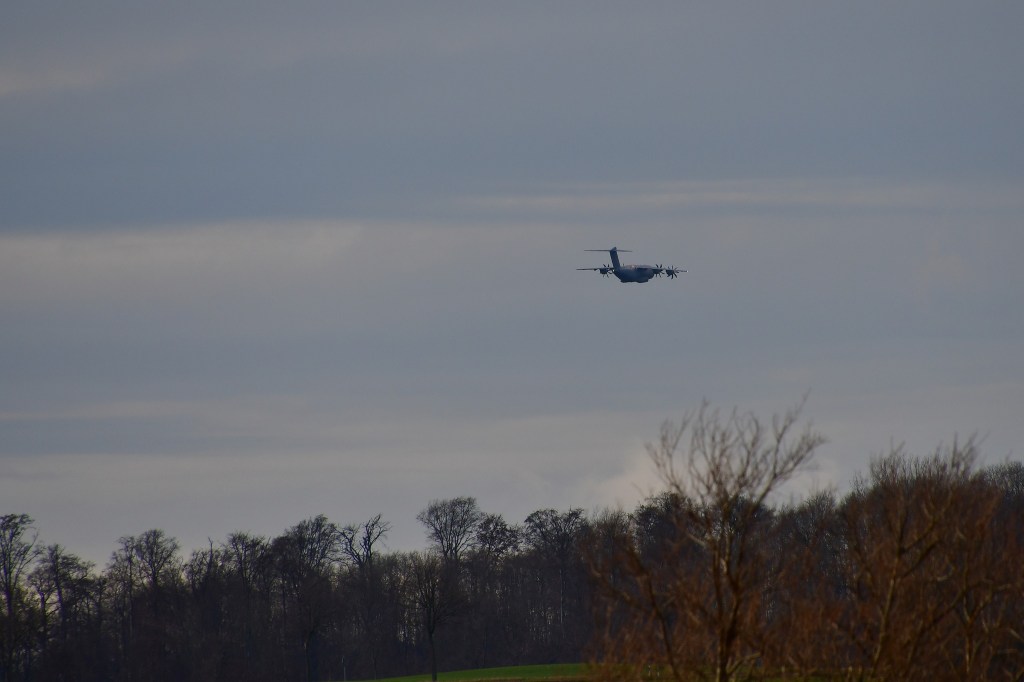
left=654, top=264, right=664, bottom=277
left=663, top=266, right=685, bottom=279
left=600, top=264, right=612, bottom=277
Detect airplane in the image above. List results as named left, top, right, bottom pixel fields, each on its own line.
left=577, top=247, right=685, bottom=283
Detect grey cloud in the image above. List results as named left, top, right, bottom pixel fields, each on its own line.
left=4, top=4, right=1022, bottom=230
left=1, top=4, right=1021, bottom=566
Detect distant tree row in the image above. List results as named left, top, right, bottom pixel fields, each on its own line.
left=0, top=499, right=593, bottom=682
left=2, top=402, right=1023, bottom=681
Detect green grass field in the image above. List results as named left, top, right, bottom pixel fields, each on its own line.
left=350, top=662, right=588, bottom=682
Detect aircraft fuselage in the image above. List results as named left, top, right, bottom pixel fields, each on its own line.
left=613, top=265, right=659, bottom=283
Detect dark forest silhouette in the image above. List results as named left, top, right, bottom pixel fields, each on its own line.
left=2, top=405, right=1022, bottom=681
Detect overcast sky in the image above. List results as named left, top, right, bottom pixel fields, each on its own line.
left=3, top=2, right=1022, bottom=567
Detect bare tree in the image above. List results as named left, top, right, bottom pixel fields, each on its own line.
left=941, top=468, right=1022, bottom=681
left=417, top=497, right=484, bottom=566
left=133, top=529, right=182, bottom=617
left=835, top=439, right=1024, bottom=680
left=339, top=514, right=390, bottom=571
left=590, top=401, right=824, bottom=682
left=524, top=508, right=589, bottom=651
left=462, top=514, right=521, bottom=668
left=106, top=534, right=142, bottom=669
left=223, top=532, right=269, bottom=597
left=108, top=530, right=185, bottom=680
left=27, top=543, right=97, bottom=679
left=340, top=515, right=391, bottom=678
left=278, top=515, right=341, bottom=581
left=274, top=515, right=343, bottom=682
left=474, top=513, right=521, bottom=561
left=221, top=532, right=271, bottom=678
left=408, top=550, right=458, bottom=682
left=758, top=491, right=847, bottom=678
left=0, top=514, right=42, bottom=680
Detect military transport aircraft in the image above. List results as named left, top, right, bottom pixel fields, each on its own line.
left=577, top=247, right=685, bottom=283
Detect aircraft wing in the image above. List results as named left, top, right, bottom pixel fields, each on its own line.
left=577, top=266, right=615, bottom=277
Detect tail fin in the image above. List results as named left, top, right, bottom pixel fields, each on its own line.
left=585, top=247, right=630, bottom=269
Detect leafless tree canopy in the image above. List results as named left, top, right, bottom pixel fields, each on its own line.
left=588, top=401, right=824, bottom=682
left=589, top=408, right=1024, bottom=682
left=416, top=496, right=484, bottom=565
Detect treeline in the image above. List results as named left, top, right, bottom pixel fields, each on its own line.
left=1, top=405, right=1023, bottom=681
left=0, top=501, right=593, bottom=682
